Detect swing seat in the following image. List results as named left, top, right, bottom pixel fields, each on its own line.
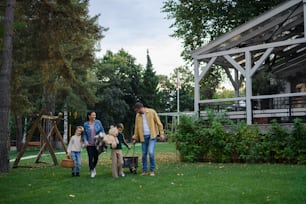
left=27, top=141, right=41, bottom=147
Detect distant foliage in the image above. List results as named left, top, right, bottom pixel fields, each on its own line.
left=171, top=113, right=306, bottom=164
left=162, top=0, right=287, bottom=61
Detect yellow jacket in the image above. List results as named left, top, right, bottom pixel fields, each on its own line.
left=133, top=108, right=164, bottom=142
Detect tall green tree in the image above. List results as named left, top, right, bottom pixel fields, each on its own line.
left=9, top=0, right=105, bottom=150
left=140, top=50, right=159, bottom=110
left=94, top=49, right=143, bottom=137
left=158, top=74, right=173, bottom=112
left=0, top=0, right=15, bottom=173
left=158, top=66, right=194, bottom=113
left=12, top=0, right=105, bottom=115
left=171, top=66, right=194, bottom=112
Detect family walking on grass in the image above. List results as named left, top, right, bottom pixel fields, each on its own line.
left=66, top=102, right=165, bottom=178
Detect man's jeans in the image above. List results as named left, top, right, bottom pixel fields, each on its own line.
left=141, top=135, right=156, bottom=172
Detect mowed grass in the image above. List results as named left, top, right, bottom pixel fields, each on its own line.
left=1, top=143, right=305, bottom=204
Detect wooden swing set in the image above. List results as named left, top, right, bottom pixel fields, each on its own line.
left=13, top=114, right=67, bottom=168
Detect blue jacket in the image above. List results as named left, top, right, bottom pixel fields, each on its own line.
left=83, top=119, right=105, bottom=144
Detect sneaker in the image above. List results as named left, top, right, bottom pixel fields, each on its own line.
left=93, top=168, right=96, bottom=176
left=76, top=172, right=80, bottom=177
left=90, top=170, right=95, bottom=178
left=121, top=172, right=125, bottom=177
left=72, top=173, right=75, bottom=177
left=150, top=171, right=155, bottom=176
left=141, top=172, right=147, bottom=176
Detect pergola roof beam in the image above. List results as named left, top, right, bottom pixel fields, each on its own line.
left=198, top=57, right=217, bottom=83
left=195, top=38, right=306, bottom=61
left=250, top=48, right=274, bottom=76
left=192, top=0, right=302, bottom=57
left=224, top=55, right=245, bottom=76
left=215, top=6, right=303, bottom=52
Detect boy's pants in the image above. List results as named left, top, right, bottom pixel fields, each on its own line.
left=111, top=149, right=124, bottom=177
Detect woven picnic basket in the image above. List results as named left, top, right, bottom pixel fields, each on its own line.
left=61, top=155, right=74, bottom=168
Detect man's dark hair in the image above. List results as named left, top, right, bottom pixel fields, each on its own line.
left=134, top=102, right=144, bottom=109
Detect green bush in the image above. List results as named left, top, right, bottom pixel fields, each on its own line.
left=232, top=122, right=264, bottom=163
left=265, top=120, right=290, bottom=163
left=172, top=115, right=205, bottom=162
left=206, top=119, right=230, bottom=162
left=171, top=111, right=306, bottom=164
left=291, top=118, right=306, bottom=164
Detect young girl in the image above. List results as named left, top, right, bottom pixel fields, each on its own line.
left=110, top=123, right=130, bottom=178
left=67, top=126, right=84, bottom=177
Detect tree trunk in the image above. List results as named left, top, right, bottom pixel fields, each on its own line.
left=14, top=114, right=23, bottom=152
left=0, top=0, right=15, bottom=173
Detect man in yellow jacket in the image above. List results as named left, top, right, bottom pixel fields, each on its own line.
left=132, top=102, right=165, bottom=176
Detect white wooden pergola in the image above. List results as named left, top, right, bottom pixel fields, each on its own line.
left=192, top=0, right=306, bottom=125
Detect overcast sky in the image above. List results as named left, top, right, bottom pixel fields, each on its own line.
left=88, top=0, right=185, bottom=75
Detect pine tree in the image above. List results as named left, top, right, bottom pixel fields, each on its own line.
left=140, top=50, right=159, bottom=110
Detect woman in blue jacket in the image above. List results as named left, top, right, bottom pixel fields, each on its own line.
left=83, top=111, right=105, bottom=178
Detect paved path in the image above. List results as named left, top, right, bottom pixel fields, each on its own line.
left=9, top=152, right=66, bottom=162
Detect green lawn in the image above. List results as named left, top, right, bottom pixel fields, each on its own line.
left=1, top=143, right=305, bottom=204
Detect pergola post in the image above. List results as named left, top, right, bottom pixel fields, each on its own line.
left=245, top=51, right=253, bottom=125
left=194, top=59, right=200, bottom=113
left=234, top=69, right=239, bottom=98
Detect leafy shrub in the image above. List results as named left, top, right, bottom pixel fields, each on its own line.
left=290, top=118, right=306, bottom=164
left=171, top=112, right=306, bottom=164
left=206, top=119, right=230, bottom=162
left=171, top=115, right=205, bottom=162
left=232, top=122, right=263, bottom=163
left=265, top=120, right=290, bottom=163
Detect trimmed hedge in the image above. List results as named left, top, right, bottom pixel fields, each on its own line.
left=171, top=113, right=306, bottom=164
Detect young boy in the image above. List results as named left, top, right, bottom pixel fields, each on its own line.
left=110, top=123, right=130, bottom=178
left=67, top=126, right=84, bottom=177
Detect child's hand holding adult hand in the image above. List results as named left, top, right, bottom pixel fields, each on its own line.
left=84, top=141, right=89, bottom=147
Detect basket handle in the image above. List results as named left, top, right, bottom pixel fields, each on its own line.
left=132, top=143, right=136, bottom=156
left=124, top=149, right=129, bottom=157
left=124, top=143, right=136, bottom=156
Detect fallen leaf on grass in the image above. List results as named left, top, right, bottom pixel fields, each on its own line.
left=69, top=194, right=75, bottom=198
left=266, top=195, right=271, bottom=202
